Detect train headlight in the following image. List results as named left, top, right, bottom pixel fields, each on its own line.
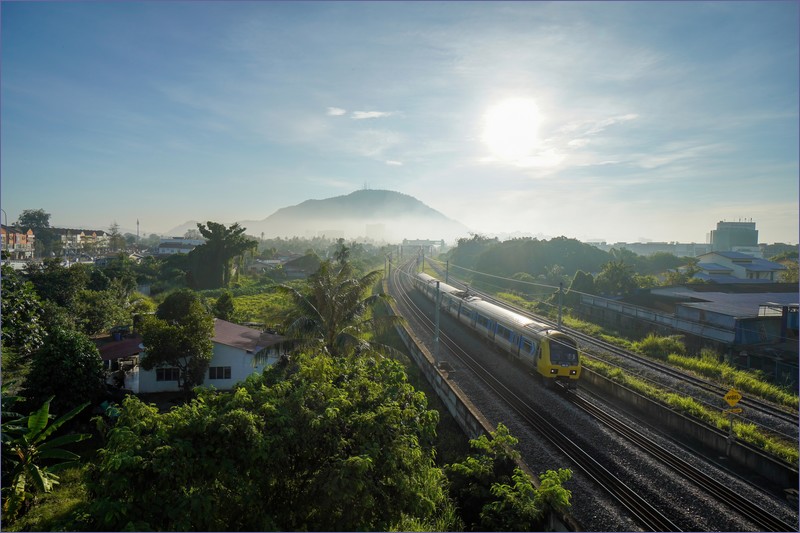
left=549, top=368, right=557, bottom=374
left=570, top=369, right=577, bottom=375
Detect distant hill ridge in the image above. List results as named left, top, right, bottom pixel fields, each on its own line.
left=269, top=189, right=452, bottom=220
left=164, top=189, right=472, bottom=243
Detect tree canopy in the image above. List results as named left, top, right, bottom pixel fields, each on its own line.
left=89, top=350, right=450, bottom=531
left=187, top=222, right=257, bottom=289
left=269, top=260, right=403, bottom=359
left=23, top=328, right=106, bottom=415
left=139, top=289, right=214, bottom=393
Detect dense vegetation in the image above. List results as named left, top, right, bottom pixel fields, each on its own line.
left=1, top=239, right=573, bottom=531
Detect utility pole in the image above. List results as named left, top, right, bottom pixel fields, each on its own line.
left=558, top=282, right=563, bottom=330
left=446, top=260, right=449, bottom=284
left=434, top=281, right=441, bottom=363
left=136, top=219, right=140, bottom=250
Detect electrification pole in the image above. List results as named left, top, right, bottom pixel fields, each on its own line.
left=446, top=260, right=449, bottom=284
left=558, top=282, right=563, bottom=330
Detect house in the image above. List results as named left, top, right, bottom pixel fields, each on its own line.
left=283, top=253, right=322, bottom=279
left=156, top=241, right=198, bottom=255
left=1, top=225, right=35, bottom=259
left=104, top=320, right=286, bottom=394
left=694, top=251, right=786, bottom=283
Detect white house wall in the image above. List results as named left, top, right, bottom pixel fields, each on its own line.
left=132, top=342, right=282, bottom=394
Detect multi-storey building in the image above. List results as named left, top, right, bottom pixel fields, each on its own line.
left=708, top=220, right=760, bottom=257
left=1, top=225, right=35, bottom=259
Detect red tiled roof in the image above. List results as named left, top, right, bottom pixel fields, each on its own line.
left=98, top=335, right=144, bottom=361
left=213, top=319, right=285, bottom=353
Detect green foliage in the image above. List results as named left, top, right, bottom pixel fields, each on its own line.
left=470, top=236, right=608, bottom=288
left=89, top=350, right=449, bottom=531
left=210, top=289, right=236, bottom=321
left=1, top=395, right=90, bottom=523
left=564, top=270, right=595, bottom=307
left=139, top=289, right=214, bottom=393
left=269, top=260, right=403, bottom=359
left=582, top=358, right=799, bottom=465
left=668, top=352, right=799, bottom=409
left=594, top=260, right=637, bottom=297
left=24, top=259, right=90, bottom=308
left=1, top=265, right=45, bottom=356
left=187, top=221, right=258, bottom=289
left=445, top=424, right=569, bottom=531
left=72, top=288, right=130, bottom=336
left=24, top=329, right=106, bottom=415
left=632, top=333, right=686, bottom=360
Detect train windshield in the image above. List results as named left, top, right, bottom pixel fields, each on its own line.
left=550, top=339, right=579, bottom=365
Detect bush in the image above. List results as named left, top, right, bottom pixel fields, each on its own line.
left=632, top=333, right=686, bottom=360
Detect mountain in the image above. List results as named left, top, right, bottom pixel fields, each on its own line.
left=236, top=190, right=472, bottom=243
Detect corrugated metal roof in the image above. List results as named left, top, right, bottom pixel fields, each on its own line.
left=697, top=262, right=733, bottom=272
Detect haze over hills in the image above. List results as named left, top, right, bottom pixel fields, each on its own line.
left=166, top=190, right=473, bottom=243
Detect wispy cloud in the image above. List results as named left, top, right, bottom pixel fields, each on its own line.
left=352, top=111, right=394, bottom=120
left=327, top=107, right=346, bottom=116
left=386, top=160, right=403, bottom=166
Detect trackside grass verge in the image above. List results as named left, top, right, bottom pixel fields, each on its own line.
left=582, top=358, right=799, bottom=466
left=667, top=353, right=799, bottom=410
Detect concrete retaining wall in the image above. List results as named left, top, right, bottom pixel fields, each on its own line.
left=581, top=367, right=799, bottom=491
left=385, top=294, right=578, bottom=531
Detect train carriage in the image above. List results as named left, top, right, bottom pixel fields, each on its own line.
left=414, top=272, right=581, bottom=387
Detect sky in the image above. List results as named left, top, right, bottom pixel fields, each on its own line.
left=2, top=1, right=798, bottom=244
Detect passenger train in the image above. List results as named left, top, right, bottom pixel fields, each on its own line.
left=414, top=272, right=581, bottom=388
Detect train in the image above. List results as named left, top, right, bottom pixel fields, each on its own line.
left=414, top=272, right=581, bottom=388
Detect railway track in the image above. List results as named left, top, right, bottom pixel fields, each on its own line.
left=424, top=259, right=799, bottom=437
left=389, top=259, right=797, bottom=532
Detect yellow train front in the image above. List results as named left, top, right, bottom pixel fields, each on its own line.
left=414, top=272, right=581, bottom=388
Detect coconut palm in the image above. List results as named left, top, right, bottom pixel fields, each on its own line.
left=264, top=260, right=405, bottom=359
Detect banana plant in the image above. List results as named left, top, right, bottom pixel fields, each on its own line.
left=1, top=393, right=91, bottom=521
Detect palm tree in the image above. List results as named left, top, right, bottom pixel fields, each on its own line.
left=263, top=260, right=405, bottom=359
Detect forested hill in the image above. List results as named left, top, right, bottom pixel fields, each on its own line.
left=237, top=189, right=471, bottom=242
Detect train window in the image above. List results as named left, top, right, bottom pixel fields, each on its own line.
left=496, top=325, right=511, bottom=340
left=522, top=338, right=533, bottom=353
left=550, top=340, right=579, bottom=365
left=477, top=315, right=488, bottom=328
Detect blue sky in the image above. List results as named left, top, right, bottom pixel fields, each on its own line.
left=2, top=1, right=798, bottom=244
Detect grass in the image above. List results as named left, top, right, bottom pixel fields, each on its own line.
left=583, top=357, right=799, bottom=466
left=668, top=351, right=799, bottom=410
left=3, top=466, right=95, bottom=532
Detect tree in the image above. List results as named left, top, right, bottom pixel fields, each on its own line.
left=266, top=260, right=403, bottom=359
left=211, top=289, right=236, bottom=321
left=1, top=393, right=90, bottom=522
left=107, top=222, right=126, bottom=252
left=88, top=350, right=451, bottom=531
left=15, top=209, right=56, bottom=258
left=332, top=238, right=350, bottom=264
left=72, top=288, right=130, bottom=336
left=779, top=260, right=798, bottom=283
left=445, top=424, right=572, bottom=531
left=594, top=260, right=637, bottom=297
left=23, top=328, right=106, bottom=415
left=563, top=270, right=595, bottom=308
left=0, top=265, right=45, bottom=357
left=188, top=222, right=258, bottom=289
left=24, top=259, right=90, bottom=308
left=139, top=289, right=214, bottom=394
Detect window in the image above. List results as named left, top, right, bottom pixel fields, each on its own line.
left=156, top=367, right=180, bottom=381
left=209, top=366, right=232, bottom=380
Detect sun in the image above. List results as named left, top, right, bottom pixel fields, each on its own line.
left=481, top=98, right=543, bottom=161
